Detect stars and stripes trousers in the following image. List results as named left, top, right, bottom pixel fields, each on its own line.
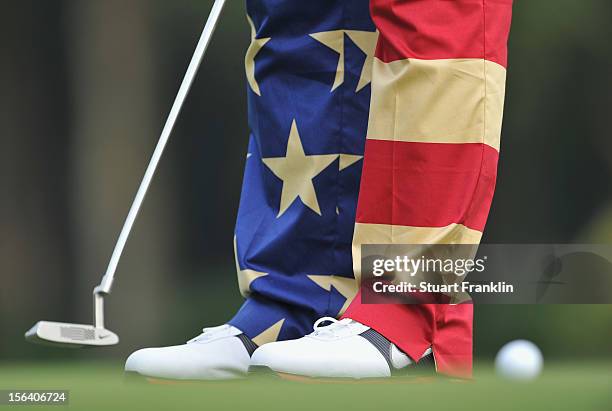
left=229, top=0, right=513, bottom=378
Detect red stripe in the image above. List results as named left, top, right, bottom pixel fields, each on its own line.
left=355, top=139, right=499, bottom=232
left=342, top=291, right=474, bottom=378
left=370, top=0, right=513, bottom=67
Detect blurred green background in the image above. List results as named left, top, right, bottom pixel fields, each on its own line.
left=1, top=0, right=612, bottom=366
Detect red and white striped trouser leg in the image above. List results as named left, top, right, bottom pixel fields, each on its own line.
left=343, top=0, right=513, bottom=378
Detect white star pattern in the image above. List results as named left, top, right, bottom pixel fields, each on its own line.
left=310, top=30, right=379, bottom=92
left=262, top=120, right=338, bottom=217
left=245, top=15, right=271, bottom=96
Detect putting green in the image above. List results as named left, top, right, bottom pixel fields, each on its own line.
left=0, top=362, right=609, bottom=411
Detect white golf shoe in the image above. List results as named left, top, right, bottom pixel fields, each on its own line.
left=250, top=317, right=433, bottom=379
left=125, top=324, right=257, bottom=380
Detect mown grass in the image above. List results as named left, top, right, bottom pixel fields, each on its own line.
left=0, top=361, right=610, bottom=411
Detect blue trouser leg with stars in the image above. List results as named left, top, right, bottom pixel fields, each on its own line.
left=229, top=0, right=375, bottom=345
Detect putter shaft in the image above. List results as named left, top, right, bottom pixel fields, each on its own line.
left=97, top=0, right=227, bottom=296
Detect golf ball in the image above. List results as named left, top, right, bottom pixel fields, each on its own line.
left=495, top=339, right=543, bottom=380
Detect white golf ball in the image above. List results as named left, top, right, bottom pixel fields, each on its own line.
left=495, top=340, right=543, bottom=380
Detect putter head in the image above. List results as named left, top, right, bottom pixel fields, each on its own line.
left=25, top=321, right=119, bottom=348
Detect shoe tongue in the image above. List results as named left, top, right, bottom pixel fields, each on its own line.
left=202, top=324, right=231, bottom=333
left=312, top=318, right=366, bottom=339
left=188, top=324, right=241, bottom=344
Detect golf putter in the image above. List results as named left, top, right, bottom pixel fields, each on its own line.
left=25, top=0, right=227, bottom=348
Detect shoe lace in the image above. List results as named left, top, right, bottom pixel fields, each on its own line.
left=311, top=317, right=353, bottom=338
left=187, top=324, right=231, bottom=344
